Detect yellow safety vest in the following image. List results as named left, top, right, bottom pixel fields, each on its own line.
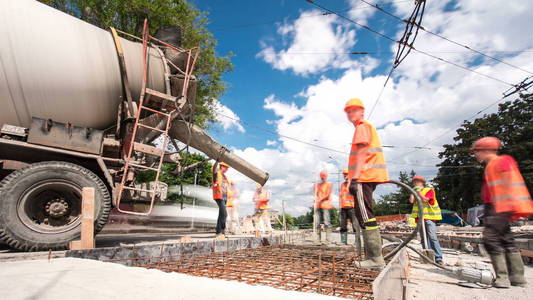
left=411, top=187, right=442, bottom=221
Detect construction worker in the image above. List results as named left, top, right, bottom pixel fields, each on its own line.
left=226, top=180, right=241, bottom=235
left=344, top=98, right=389, bottom=269
left=314, top=170, right=333, bottom=243
left=339, top=168, right=361, bottom=248
left=408, top=175, right=444, bottom=264
left=253, top=184, right=273, bottom=234
left=471, top=137, right=532, bottom=288
left=212, top=161, right=230, bottom=240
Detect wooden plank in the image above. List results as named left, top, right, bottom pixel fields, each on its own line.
left=520, top=249, right=533, bottom=258
left=69, top=187, right=95, bottom=250
left=145, top=88, right=177, bottom=101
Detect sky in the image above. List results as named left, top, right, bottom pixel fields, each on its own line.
left=188, top=0, right=533, bottom=217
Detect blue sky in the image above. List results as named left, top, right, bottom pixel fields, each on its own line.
left=186, top=0, right=533, bottom=216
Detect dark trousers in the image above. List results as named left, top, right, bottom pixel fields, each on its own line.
left=482, top=203, right=517, bottom=254
left=351, top=182, right=378, bottom=229
left=215, top=198, right=227, bottom=234
left=340, top=208, right=358, bottom=233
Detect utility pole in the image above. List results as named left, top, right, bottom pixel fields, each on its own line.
left=282, top=199, right=287, bottom=236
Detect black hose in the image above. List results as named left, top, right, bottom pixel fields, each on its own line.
left=383, top=237, right=454, bottom=271
left=382, top=180, right=426, bottom=260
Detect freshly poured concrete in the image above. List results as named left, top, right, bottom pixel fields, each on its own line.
left=0, top=257, right=340, bottom=300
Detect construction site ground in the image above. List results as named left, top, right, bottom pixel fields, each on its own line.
left=406, top=241, right=533, bottom=300
left=0, top=231, right=532, bottom=299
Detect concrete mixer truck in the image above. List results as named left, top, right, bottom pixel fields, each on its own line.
left=0, top=0, right=268, bottom=251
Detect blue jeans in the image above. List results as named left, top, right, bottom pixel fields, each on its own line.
left=424, top=220, right=443, bottom=262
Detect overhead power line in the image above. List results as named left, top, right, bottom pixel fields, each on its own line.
left=358, top=0, right=533, bottom=75
left=390, top=77, right=532, bottom=162
left=215, top=112, right=482, bottom=169
left=305, top=0, right=514, bottom=87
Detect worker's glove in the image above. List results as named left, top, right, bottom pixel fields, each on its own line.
left=349, top=179, right=358, bottom=196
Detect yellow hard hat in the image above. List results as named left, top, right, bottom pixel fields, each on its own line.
left=256, top=183, right=263, bottom=188
left=342, top=168, right=349, bottom=174
left=219, top=162, right=230, bottom=168
left=344, top=98, right=364, bottom=111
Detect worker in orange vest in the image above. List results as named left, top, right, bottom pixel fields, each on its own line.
left=226, top=180, right=241, bottom=235
left=471, top=137, right=532, bottom=288
left=314, top=170, right=333, bottom=244
left=212, top=161, right=230, bottom=240
left=253, top=184, right=273, bottom=234
left=344, top=98, right=389, bottom=268
left=339, top=168, right=361, bottom=248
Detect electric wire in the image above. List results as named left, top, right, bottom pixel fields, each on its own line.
left=358, top=0, right=533, bottom=75
left=305, top=0, right=514, bottom=87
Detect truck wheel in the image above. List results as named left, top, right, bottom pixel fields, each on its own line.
left=0, top=161, right=111, bottom=251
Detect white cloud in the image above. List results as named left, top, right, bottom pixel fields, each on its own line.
left=227, top=0, right=533, bottom=217
left=257, top=10, right=360, bottom=75
left=266, top=140, right=277, bottom=146
left=212, top=100, right=245, bottom=133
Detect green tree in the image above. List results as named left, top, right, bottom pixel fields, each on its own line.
left=39, top=0, right=233, bottom=128
left=433, top=94, right=533, bottom=213
left=136, top=152, right=212, bottom=187
left=374, top=171, right=416, bottom=216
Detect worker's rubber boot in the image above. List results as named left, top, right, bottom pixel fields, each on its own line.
left=506, top=251, right=527, bottom=287
left=490, top=253, right=510, bottom=288
left=340, top=232, right=348, bottom=245
left=358, top=229, right=385, bottom=269
left=324, top=228, right=333, bottom=245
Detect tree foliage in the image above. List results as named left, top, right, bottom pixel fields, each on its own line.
left=39, top=0, right=233, bottom=128
left=136, top=152, right=213, bottom=187
left=433, top=94, right=533, bottom=213
left=374, top=171, right=416, bottom=216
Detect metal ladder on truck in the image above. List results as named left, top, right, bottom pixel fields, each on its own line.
left=114, top=20, right=199, bottom=215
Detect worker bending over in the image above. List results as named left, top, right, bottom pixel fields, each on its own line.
left=314, top=170, right=333, bottom=244
left=344, top=98, right=389, bottom=269
left=339, top=168, right=362, bottom=249
left=472, top=137, right=532, bottom=288
left=212, top=162, right=230, bottom=240
left=409, top=175, right=444, bottom=264
left=253, top=184, right=273, bottom=234
left=226, top=180, right=241, bottom=235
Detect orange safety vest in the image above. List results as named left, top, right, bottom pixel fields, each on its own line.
left=314, top=182, right=333, bottom=209
left=212, top=170, right=227, bottom=200
left=348, top=120, right=389, bottom=183
left=339, top=181, right=355, bottom=208
left=485, top=155, right=533, bottom=219
left=255, top=189, right=269, bottom=210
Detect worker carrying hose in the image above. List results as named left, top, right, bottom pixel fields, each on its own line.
left=212, top=162, right=230, bottom=240
left=408, top=175, right=444, bottom=265
left=253, top=184, right=273, bottom=234
left=314, top=170, right=333, bottom=244
left=344, top=98, right=389, bottom=269
left=339, top=168, right=361, bottom=247
left=226, top=180, right=241, bottom=235
left=471, top=137, right=533, bottom=288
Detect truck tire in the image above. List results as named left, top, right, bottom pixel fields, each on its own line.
left=0, top=161, right=111, bottom=251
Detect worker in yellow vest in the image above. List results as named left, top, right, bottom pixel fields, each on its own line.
left=472, top=137, right=532, bottom=288
left=408, top=175, right=443, bottom=264
left=339, top=168, right=361, bottom=247
left=212, top=161, right=230, bottom=240
left=344, top=98, right=389, bottom=268
left=314, top=170, right=333, bottom=244
left=226, top=180, right=241, bottom=235
left=253, top=184, right=272, bottom=234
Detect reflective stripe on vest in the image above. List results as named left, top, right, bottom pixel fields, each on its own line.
left=485, top=155, right=533, bottom=217
left=347, top=120, right=389, bottom=183
left=255, top=190, right=269, bottom=210
left=315, top=182, right=333, bottom=209
left=339, top=181, right=355, bottom=208
left=411, top=187, right=442, bottom=221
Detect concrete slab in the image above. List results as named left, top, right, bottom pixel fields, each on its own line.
left=0, top=258, right=340, bottom=300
